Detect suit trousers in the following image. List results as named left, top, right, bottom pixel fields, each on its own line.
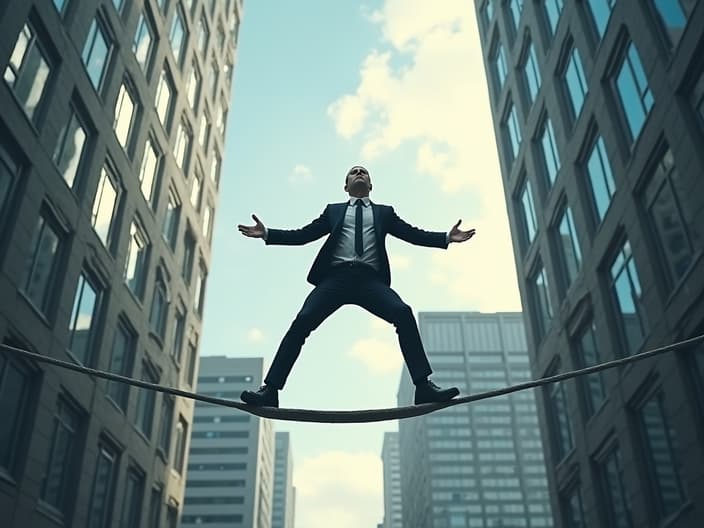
left=264, top=263, right=433, bottom=389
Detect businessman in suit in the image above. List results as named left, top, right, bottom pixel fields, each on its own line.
left=238, top=165, right=476, bottom=407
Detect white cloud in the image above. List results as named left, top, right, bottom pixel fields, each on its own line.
left=347, top=337, right=401, bottom=374
left=246, top=327, right=264, bottom=343
left=289, top=164, right=314, bottom=184
left=294, top=451, right=383, bottom=528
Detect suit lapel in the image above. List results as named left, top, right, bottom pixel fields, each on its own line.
left=371, top=203, right=383, bottom=244
left=331, top=202, right=347, bottom=235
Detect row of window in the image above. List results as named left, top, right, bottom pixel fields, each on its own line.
left=550, top=379, right=700, bottom=527
left=0, top=349, right=186, bottom=526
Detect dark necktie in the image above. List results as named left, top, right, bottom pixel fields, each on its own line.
left=355, top=200, right=364, bottom=256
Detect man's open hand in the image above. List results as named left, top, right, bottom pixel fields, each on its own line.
left=238, top=214, right=266, bottom=239
left=449, top=220, right=476, bottom=243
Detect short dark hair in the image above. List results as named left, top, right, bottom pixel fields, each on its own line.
left=345, top=165, right=369, bottom=184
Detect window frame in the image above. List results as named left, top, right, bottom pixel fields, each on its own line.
left=81, top=16, right=113, bottom=94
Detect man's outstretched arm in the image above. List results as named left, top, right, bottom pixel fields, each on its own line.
left=237, top=208, right=331, bottom=246
left=388, top=208, right=476, bottom=248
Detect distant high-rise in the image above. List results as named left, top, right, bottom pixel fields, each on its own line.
left=381, top=431, right=403, bottom=528
left=0, top=0, right=240, bottom=526
left=475, top=1, right=704, bottom=526
left=398, top=312, right=552, bottom=528
left=272, top=431, right=296, bottom=528
left=183, top=356, right=274, bottom=528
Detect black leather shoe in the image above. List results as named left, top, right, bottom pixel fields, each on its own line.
left=414, top=380, right=460, bottom=404
left=241, top=385, right=279, bottom=407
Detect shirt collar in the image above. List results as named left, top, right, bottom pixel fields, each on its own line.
left=348, top=197, right=371, bottom=207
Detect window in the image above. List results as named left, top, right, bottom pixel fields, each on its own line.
left=0, top=141, right=20, bottom=221
left=615, top=43, right=654, bottom=143
left=114, top=82, right=137, bottom=150
left=133, top=11, right=155, bottom=73
left=609, top=239, right=647, bottom=356
left=586, top=0, right=616, bottom=38
left=194, top=260, right=207, bottom=316
left=106, top=321, right=134, bottom=411
left=546, top=378, right=573, bottom=462
left=91, top=166, right=120, bottom=247
left=170, top=6, right=187, bottom=66
left=157, top=0, right=167, bottom=14
left=563, top=46, right=588, bottom=121
left=599, top=446, right=632, bottom=528
left=120, top=468, right=145, bottom=528
left=139, top=137, right=161, bottom=206
left=82, top=18, right=112, bottom=92
left=166, top=505, right=179, bottom=528
left=492, top=40, right=508, bottom=93
left=692, top=69, right=704, bottom=124
left=68, top=273, right=101, bottom=364
left=190, top=166, right=202, bottom=209
left=124, top=220, right=150, bottom=297
left=157, top=397, right=174, bottom=456
left=522, top=41, right=540, bottom=104
left=186, top=338, right=197, bottom=386
left=202, top=202, right=214, bottom=242
left=155, top=68, right=175, bottom=129
left=504, top=102, right=522, bottom=163
left=538, top=117, right=560, bottom=187
left=643, top=148, right=697, bottom=289
left=0, top=350, right=33, bottom=477
left=562, top=485, right=586, bottom=528
left=508, top=0, right=523, bottom=32
left=210, top=149, right=221, bottom=187
left=53, top=0, right=68, bottom=14
left=215, top=101, right=227, bottom=136
left=150, top=271, right=170, bottom=340
left=651, top=0, right=694, bottom=49
left=41, top=399, right=81, bottom=515
left=584, top=135, right=616, bottom=224
left=135, top=367, right=157, bottom=438
left=182, top=229, right=196, bottom=284
left=198, top=13, right=209, bottom=54
left=531, top=263, right=553, bottom=341
left=637, top=392, right=687, bottom=517
left=216, top=19, right=226, bottom=51
left=199, top=111, right=211, bottom=148
left=520, top=179, right=538, bottom=248
left=575, top=322, right=606, bottom=417
left=174, top=120, right=192, bottom=170
left=162, top=190, right=181, bottom=249
left=112, top=0, right=125, bottom=14
left=22, top=213, right=63, bottom=315
left=481, top=0, right=494, bottom=30
left=53, top=107, right=88, bottom=188
left=87, top=443, right=119, bottom=528
left=188, top=60, right=201, bottom=111
left=174, top=417, right=188, bottom=474
left=208, top=57, right=219, bottom=99
left=148, top=486, right=163, bottom=528
left=544, top=0, right=564, bottom=36
left=4, top=23, right=52, bottom=120
left=555, top=205, right=582, bottom=289
left=171, top=305, right=186, bottom=362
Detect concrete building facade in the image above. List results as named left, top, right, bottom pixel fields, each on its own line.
left=183, top=356, right=274, bottom=528
left=0, top=0, right=240, bottom=526
left=272, top=431, right=295, bottom=528
left=475, top=1, right=704, bottom=526
left=398, top=312, right=553, bottom=528
left=381, top=431, right=403, bottom=528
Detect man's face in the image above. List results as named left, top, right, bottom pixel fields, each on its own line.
left=345, top=166, right=372, bottom=195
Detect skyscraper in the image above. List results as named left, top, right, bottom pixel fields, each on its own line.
left=381, top=431, right=403, bottom=528
left=475, top=1, right=704, bottom=526
left=272, top=431, right=296, bottom=528
left=0, top=0, right=240, bottom=526
left=398, top=312, right=552, bottom=528
left=183, top=356, right=274, bottom=528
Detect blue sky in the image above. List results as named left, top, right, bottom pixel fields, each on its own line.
left=200, top=2, right=521, bottom=526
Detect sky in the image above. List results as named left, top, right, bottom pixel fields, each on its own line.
left=200, top=1, right=522, bottom=527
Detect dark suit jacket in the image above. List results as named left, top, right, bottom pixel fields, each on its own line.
left=265, top=202, right=449, bottom=286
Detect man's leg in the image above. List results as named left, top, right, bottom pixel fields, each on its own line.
left=353, top=277, right=432, bottom=383
left=264, top=276, right=346, bottom=389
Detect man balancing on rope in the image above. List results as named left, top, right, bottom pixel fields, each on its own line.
left=237, top=165, right=476, bottom=408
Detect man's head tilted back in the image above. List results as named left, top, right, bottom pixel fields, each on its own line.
left=345, top=165, right=372, bottom=198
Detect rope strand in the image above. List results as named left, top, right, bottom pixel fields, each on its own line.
left=1, top=332, right=702, bottom=424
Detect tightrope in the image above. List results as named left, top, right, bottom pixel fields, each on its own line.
left=1, top=333, right=702, bottom=424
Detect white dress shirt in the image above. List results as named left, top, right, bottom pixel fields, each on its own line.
left=330, top=197, right=381, bottom=270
